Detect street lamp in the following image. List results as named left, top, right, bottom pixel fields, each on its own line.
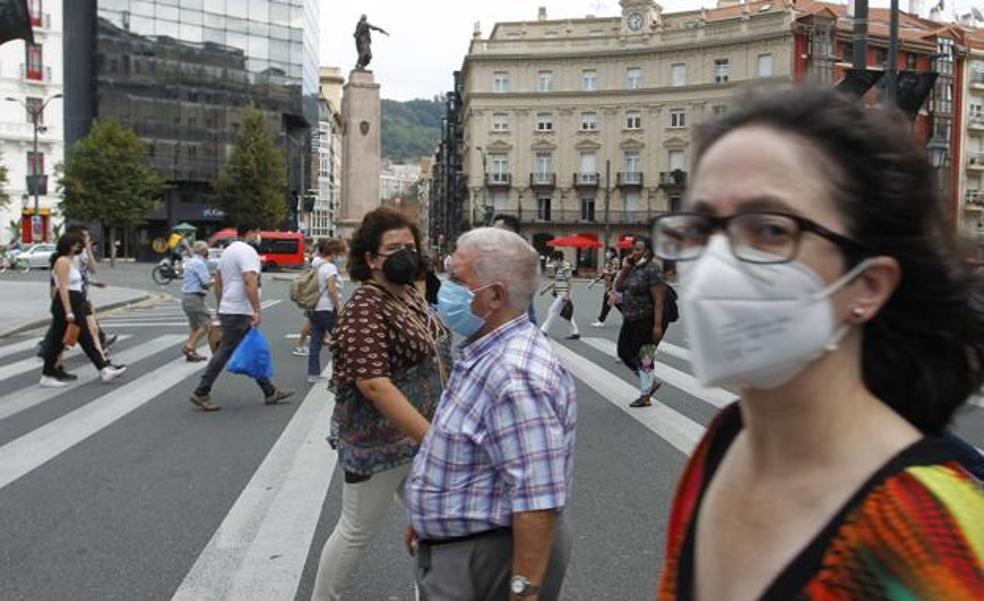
left=6, top=93, right=62, bottom=242
left=926, top=136, right=948, bottom=169
left=476, top=145, right=488, bottom=227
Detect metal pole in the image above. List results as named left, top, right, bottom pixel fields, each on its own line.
left=852, top=0, right=869, bottom=70
left=602, top=160, right=611, bottom=270
left=32, top=107, right=39, bottom=241
left=884, top=0, right=899, bottom=106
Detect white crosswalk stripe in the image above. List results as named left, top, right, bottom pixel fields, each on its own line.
left=0, top=335, right=186, bottom=421
left=0, top=335, right=134, bottom=382
left=100, top=299, right=283, bottom=329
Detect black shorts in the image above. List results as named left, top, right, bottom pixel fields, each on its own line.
left=83, top=300, right=94, bottom=316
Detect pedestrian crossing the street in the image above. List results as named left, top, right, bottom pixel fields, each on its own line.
left=0, top=322, right=981, bottom=600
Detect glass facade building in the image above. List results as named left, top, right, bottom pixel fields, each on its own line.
left=64, top=0, right=319, bottom=258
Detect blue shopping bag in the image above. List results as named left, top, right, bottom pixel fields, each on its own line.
left=227, top=328, right=274, bottom=380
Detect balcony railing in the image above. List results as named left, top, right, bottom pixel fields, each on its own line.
left=617, top=171, right=644, bottom=187
left=529, top=172, right=556, bottom=188
left=969, top=115, right=984, bottom=129
left=485, top=173, right=512, bottom=188
left=965, top=190, right=982, bottom=208
left=490, top=208, right=663, bottom=226
left=968, top=153, right=984, bottom=168
left=20, top=64, right=52, bottom=83
left=573, top=172, right=600, bottom=188
left=658, top=170, right=688, bottom=187
left=971, top=72, right=984, bottom=87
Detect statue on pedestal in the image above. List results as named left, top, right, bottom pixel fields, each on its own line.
left=354, top=15, right=389, bottom=71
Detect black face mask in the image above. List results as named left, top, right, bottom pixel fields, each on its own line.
left=381, top=248, right=418, bottom=286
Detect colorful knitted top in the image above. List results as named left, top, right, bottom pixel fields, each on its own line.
left=658, top=404, right=984, bottom=601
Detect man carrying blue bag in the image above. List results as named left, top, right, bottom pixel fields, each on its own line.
left=189, top=222, right=293, bottom=412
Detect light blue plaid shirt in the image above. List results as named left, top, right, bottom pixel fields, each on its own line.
left=181, top=255, right=210, bottom=295
left=405, top=315, right=577, bottom=540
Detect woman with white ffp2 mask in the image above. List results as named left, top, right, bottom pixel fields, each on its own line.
left=653, top=87, right=984, bottom=601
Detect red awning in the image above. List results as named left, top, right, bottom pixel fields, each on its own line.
left=546, top=235, right=603, bottom=249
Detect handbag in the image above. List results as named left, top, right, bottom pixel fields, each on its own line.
left=560, top=298, right=574, bottom=321
left=63, top=323, right=80, bottom=347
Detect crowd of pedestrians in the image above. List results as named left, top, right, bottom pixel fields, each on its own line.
left=29, top=84, right=984, bottom=599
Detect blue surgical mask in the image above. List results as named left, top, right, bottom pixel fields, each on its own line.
left=437, top=280, right=493, bottom=337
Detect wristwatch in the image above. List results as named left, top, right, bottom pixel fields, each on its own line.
left=510, top=575, right=541, bottom=597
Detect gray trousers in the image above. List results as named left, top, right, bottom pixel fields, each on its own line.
left=193, top=314, right=274, bottom=397
left=416, top=518, right=572, bottom=601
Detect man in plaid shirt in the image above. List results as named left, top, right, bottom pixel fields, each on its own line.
left=405, top=228, right=577, bottom=601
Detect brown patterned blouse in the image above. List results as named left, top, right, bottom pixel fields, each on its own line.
left=332, top=281, right=450, bottom=387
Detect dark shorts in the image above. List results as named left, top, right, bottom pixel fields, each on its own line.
left=182, top=294, right=211, bottom=330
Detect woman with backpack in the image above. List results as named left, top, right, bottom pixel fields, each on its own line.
left=613, top=235, right=676, bottom=407
left=304, top=238, right=346, bottom=383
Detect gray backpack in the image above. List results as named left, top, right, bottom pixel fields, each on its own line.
left=289, top=267, right=321, bottom=309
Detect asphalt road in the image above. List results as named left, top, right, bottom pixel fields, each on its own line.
left=0, top=266, right=981, bottom=601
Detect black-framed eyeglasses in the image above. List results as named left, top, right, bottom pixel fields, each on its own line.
left=653, top=212, right=865, bottom=265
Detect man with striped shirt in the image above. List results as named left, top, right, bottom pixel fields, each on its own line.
left=405, top=228, right=577, bottom=601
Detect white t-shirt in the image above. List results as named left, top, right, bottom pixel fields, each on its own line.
left=218, top=241, right=262, bottom=315
left=311, top=256, right=340, bottom=312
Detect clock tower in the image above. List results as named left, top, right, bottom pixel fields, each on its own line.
left=620, top=0, right=663, bottom=35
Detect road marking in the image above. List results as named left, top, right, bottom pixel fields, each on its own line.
left=552, top=342, right=704, bottom=455
left=0, top=337, right=46, bottom=361
left=580, top=337, right=736, bottom=409
left=0, top=335, right=134, bottom=382
left=0, top=354, right=208, bottom=491
left=172, top=364, right=337, bottom=601
left=97, top=322, right=191, bottom=328
left=0, top=335, right=187, bottom=421
left=658, top=342, right=691, bottom=363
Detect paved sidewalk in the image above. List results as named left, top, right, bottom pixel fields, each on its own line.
left=0, top=281, right=152, bottom=337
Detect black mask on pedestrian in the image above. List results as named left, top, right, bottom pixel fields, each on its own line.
left=381, top=248, right=417, bottom=286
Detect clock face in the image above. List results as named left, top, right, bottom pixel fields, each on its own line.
left=627, top=11, right=645, bottom=31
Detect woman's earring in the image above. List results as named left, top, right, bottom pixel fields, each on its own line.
left=850, top=307, right=865, bottom=321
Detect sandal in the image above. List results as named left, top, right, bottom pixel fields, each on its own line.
left=629, top=395, right=652, bottom=408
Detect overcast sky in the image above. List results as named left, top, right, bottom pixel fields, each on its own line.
left=319, top=0, right=981, bottom=101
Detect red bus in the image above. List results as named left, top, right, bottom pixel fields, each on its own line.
left=208, top=229, right=306, bottom=270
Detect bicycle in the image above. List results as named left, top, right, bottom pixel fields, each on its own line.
left=151, top=258, right=184, bottom=286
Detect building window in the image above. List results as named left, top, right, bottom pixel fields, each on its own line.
left=669, top=194, right=683, bottom=213
left=671, top=63, right=686, bottom=87
left=580, top=198, right=596, bottom=222
left=489, top=153, right=509, bottom=182
left=537, top=70, right=554, bottom=92
left=25, top=97, right=43, bottom=124
left=714, top=58, right=729, bottom=84
left=668, top=149, right=685, bottom=172
left=669, top=109, right=686, bottom=128
left=537, top=197, right=552, bottom=221
left=534, top=152, right=553, bottom=178
left=905, top=53, right=919, bottom=70
left=626, top=67, right=642, bottom=90
left=27, top=151, right=44, bottom=176
left=29, top=0, right=41, bottom=26
left=757, top=54, right=773, bottom=78
left=580, top=112, right=598, bottom=131
left=493, top=71, right=510, bottom=93
left=25, top=43, right=43, bottom=80
left=841, top=43, right=853, bottom=62
left=492, top=112, right=509, bottom=132
left=874, top=48, right=887, bottom=67
left=582, top=69, right=598, bottom=91
left=579, top=152, right=597, bottom=180
left=536, top=112, right=553, bottom=132
left=625, top=110, right=642, bottom=130
left=624, top=151, right=641, bottom=174
left=712, top=104, right=728, bottom=116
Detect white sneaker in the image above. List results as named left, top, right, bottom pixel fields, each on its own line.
left=307, top=375, right=327, bottom=383
left=591, top=321, right=605, bottom=327
left=293, top=346, right=309, bottom=356
left=100, top=365, right=127, bottom=383
left=39, top=375, right=68, bottom=388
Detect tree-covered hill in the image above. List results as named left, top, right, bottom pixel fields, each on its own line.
left=381, top=97, right=443, bottom=163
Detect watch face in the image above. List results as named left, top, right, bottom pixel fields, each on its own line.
left=627, top=11, right=644, bottom=31
left=511, top=577, right=526, bottom=594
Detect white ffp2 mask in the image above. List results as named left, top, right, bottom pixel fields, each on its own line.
left=679, top=236, right=872, bottom=390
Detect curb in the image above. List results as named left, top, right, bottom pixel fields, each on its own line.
left=0, top=293, right=155, bottom=339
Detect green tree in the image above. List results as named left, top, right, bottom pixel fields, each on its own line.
left=214, top=106, right=287, bottom=229
left=60, top=119, right=166, bottom=266
left=0, top=153, right=10, bottom=211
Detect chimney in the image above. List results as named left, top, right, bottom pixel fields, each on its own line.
left=847, top=0, right=855, bottom=18
left=538, top=6, right=547, bottom=21
left=473, top=21, right=481, bottom=38
left=908, top=0, right=922, bottom=16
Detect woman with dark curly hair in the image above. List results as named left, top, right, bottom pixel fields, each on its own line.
left=654, top=86, right=984, bottom=600
left=311, top=207, right=450, bottom=601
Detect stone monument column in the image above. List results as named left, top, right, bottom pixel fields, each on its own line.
left=338, top=69, right=381, bottom=240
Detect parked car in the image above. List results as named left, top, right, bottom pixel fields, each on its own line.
left=18, top=243, right=57, bottom=269
left=207, top=247, right=223, bottom=272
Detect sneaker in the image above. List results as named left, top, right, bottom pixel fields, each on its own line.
left=565, top=334, right=581, bottom=340
left=99, top=365, right=127, bottom=383
left=39, top=375, right=68, bottom=388
left=54, top=367, right=78, bottom=381
left=292, top=346, right=309, bottom=356
left=591, top=321, right=605, bottom=327
left=189, top=392, right=221, bottom=412
left=264, top=387, right=295, bottom=405
left=307, top=375, right=327, bottom=383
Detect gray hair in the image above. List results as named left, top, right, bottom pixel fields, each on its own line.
left=193, top=241, right=209, bottom=254
left=456, top=227, right=540, bottom=311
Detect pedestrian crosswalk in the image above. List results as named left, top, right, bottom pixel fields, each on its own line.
left=0, top=323, right=980, bottom=601
left=98, top=299, right=283, bottom=329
